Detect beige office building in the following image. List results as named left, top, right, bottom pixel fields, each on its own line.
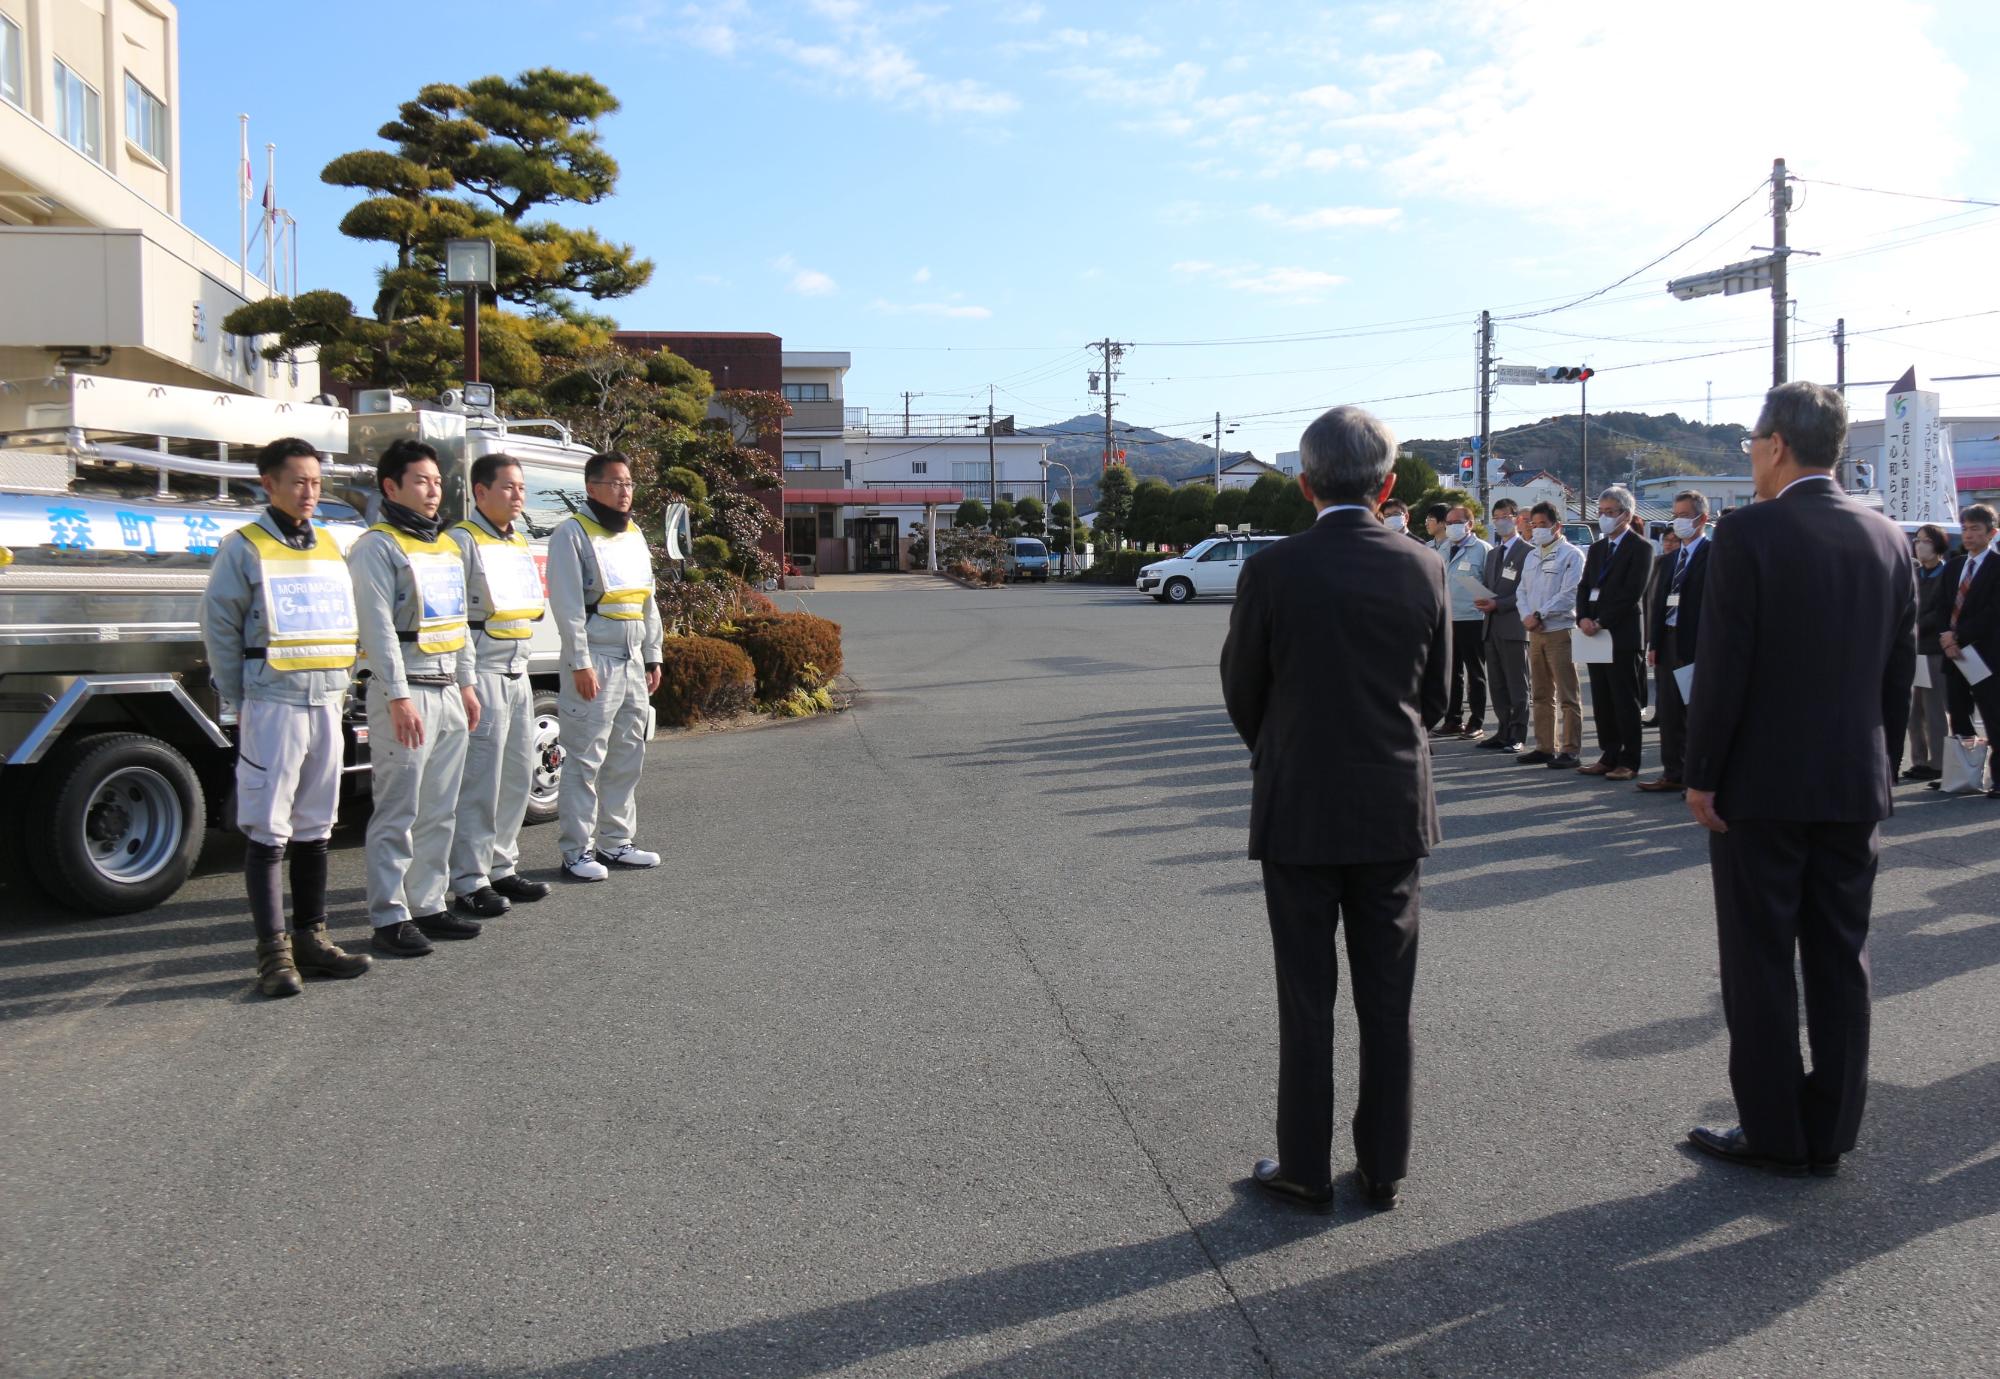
left=0, top=0, right=317, bottom=399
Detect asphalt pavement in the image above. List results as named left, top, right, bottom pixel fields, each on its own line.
left=3, top=574, right=1996, bottom=1378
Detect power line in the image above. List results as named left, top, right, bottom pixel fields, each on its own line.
left=1794, top=178, right=2000, bottom=209
left=1495, top=178, right=1772, bottom=322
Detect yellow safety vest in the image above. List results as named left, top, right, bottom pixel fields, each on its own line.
left=453, top=519, right=545, bottom=641
left=366, top=523, right=468, bottom=654
left=573, top=513, right=654, bottom=621
left=238, top=523, right=360, bottom=672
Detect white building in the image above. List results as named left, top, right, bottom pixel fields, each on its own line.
left=1490, top=470, right=1576, bottom=516
left=1272, top=450, right=1302, bottom=476
left=1635, top=474, right=1758, bottom=512
left=0, top=0, right=317, bottom=401
left=1208, top=454, right=1286, bottom=490
left=780, top=349, right=850, bottom=483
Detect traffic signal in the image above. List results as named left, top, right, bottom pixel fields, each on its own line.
left=1540, top=366, right=1595, bottom=383
left=1459, top=453, right=1475, bottom=476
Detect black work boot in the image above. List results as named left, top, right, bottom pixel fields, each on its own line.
left=292, top=921, right=372, bottom=979
left=255, top=935, right=303, bottom=999
left=246, top=841, right=299, bottom=997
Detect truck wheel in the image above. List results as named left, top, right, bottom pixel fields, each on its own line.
left=29, top=733, right=204, bottom=915
left=1164, top=577, right=1195, bottom=604
left=524, top=690, right=564, bottom=826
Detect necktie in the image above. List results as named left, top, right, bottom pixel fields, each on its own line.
left=1953, top=557, right=1979, bottom=628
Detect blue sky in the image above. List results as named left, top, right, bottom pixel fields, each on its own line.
left=178, top=0, right=2000, bottom=464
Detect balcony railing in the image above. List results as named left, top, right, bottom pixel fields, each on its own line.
left=783, top=399, right=847, bottom=432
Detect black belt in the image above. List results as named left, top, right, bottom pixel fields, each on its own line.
left=406, top=674, right=455, bottom=687
left=243, top=648, right=266, bottom=660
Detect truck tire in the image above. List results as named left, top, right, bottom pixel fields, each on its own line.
left=29, top=732, right=205, bottom=915
left=524, top=689, right=564, bottom=827
left=1164, top=577, right=1195, bottom=604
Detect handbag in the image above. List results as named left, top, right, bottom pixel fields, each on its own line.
left=1940, top=738, right=1991, bottom=794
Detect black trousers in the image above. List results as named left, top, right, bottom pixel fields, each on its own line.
left=1446, top=620, right=1487, bottom=728
left=1261, top=858, right=1421, bottom=1187
left=1709, top=819, right=1877, bottom=1162
left=1587, top=649, right=1644, bottom=769
left=1942, top=655, right=2000, bottom=739
left=1655, top=655, right=1688, bottom=780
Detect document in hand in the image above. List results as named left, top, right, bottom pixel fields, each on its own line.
left=1959, top=648, right=1993, bottom=686
left=1573, top=628, right=1615, bottom=664
left=1673, top=662, right=1695, bottom=702
left=1914, top=656, right=1932, bottom=691
left=1452, top=569, right=1497, bottom=601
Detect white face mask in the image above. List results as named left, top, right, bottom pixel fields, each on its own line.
left=1532, top=526, right=1557, bottom=547
left=1384, top=514, right=1407, bottom=532
left=1495, top=519, right=1516, bottom=539
left=1672, top=517, right=1698, bottom=541
left=1599, top=513, right=1622, bottom=536
left=1915, top=541, right=1937, bottom=561
left=1446, top=522, right=1469, bottom=543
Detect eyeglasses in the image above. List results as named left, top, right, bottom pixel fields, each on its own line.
left=1739, top=433, right=1769, bottom=455
left=589, top=480, right=637, bottom=492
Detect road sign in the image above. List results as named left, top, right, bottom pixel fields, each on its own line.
left=1494, top=365, right=1543, bottom=387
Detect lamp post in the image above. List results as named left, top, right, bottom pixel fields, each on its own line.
left=443, top=238, right=496, bottom=386
left=1042, top=458, right=1076, bottom=575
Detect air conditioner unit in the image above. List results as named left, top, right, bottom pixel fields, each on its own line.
left=354, top=389, right=413, bottom=414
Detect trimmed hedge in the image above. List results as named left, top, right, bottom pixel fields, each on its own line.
left=1078, top=550, right=1170, bottom=585
left=723, top=611, right=844, bottom=699
left=651, top=635, right=757, bottom=727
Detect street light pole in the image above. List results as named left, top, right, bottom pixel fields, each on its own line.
left=1043, top=458, right=1076, bottom=574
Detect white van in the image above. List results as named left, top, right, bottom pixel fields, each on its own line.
left=1135, top=534, right=1284, bottom=603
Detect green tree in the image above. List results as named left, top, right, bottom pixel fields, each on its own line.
left=1211, top=487, right=1247, bottom=531
left=989, top=498, right=1018, bottom=536
left=1127, top=477, right=1175, bottom=546
left=1414, top=487, right=1485, bottom=536
left=954, top=499, right=989, bottom=529
left=1392, top=453, right=1438, bottom=505
left=1270, top=479, right=1315, bottom=534
left=1169, top=483, right=1216, bottom=546
left=1094, top=464, right=1136, bottom=548
left=1013, top=496, right=1045, bottom=537
left=1240, top=472, right=1291, bottom=532
left=639, top=389, right=785, bottom=589
left=224, top=68, right=651, bottom=397
left=539, top=346, right=712, bottom=455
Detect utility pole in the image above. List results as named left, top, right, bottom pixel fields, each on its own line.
left=1214, top=410, right=1223, bottom=490
left=1706, top=381, right=1713, bottom=426
left=1089, top=339, right=1127, bottom=472
left=987, top=384, right=998, bottom=511
left=900, top=391, right=922, bottom=436
left=1476, top=310, right=1493, bottom=515
left=1771, top=156, right=1790, bottom=387
left=1580, top=371, right=1589, bottom=515
left=1834, top=317, right=1847, bottom=394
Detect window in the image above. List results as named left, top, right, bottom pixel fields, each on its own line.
left=911, top=461, right=927, bottom=475
left=782, top=382, right=831, bottom=403
left=54, top=60, right=103, bottom=162
left=517, top=463, right=588, bottom=541
left=783, top=450, right=821, bottom=470
left=1198, top=542, right=1240, bottom=562
left=950, top=460, right=993, bottom=485
left=124, top=74, right=169, bottom=167
left=1, top=16, right=23, bottom=109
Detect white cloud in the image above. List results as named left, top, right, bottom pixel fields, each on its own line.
left=1001, top=3, right=1044, bottom=23
left=1174, top=260, right=1348, bottom=299
left=869, top=299, right=992, bottom=319
left=1251, top=203, right=1403, bottom=230
left=911, top=266, right=931, bottom=283
left=774, top=253, right=837, bottom=296
left=1059, top=60, right=1205, bottom=107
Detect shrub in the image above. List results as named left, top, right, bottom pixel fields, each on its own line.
left=736, top=585, right=778, bottom=617
left=723, top=611, right=844, bottom=698
left=691, top=534, right=731, bottom=569
left=651, top=635, right=756, bottom=727
left=1080, top=550, right=1169, bottom=585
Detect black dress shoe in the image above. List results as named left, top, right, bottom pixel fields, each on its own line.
left=1686, top=1124, right=1807, bottom=1176
left=1809, top=1156, right=1840, bottom=1178
left=1548, top=753, right=1581, bottom=770
left=1354, top=1168, right=1400, bottom=1210
left=493, top=874, right=552, bottom=903
left=1517, top=750, right=1554, bottom=765
left=371, top=921, right=433, bottom=958
left=1476, top=736, right=1510, bottom=750
left=414, top=910, right=481, bottom=941
left=1428, top=722, right=1465, bottom=739
left=1252, top=1158, right=1334, bottom=1211
left=455, top=886, right=511, bottom=919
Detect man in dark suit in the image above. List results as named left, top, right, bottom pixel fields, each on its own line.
left=1929, top=504, right=2000, bottom=795
left=1639, top=490, right=1712, bottom=792
left=1684, top=381, right=1918, bottom=1176
left=1576, top=485, right=1653, bottom=780
left=1221, top=404, right=1450, bottom=1212
left=1476, top=498, right=1532, bottom=751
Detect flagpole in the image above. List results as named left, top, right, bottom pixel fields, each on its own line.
left=238, top=114, right=249, bottom=294
left=263, top=142, right=276, bottom=287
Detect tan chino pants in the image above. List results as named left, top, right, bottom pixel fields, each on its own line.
left=1527, top=627, right=1583, bottom=756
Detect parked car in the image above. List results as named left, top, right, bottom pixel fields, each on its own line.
left=1136, top=534, right=1284, bottom=603
left=1002, top=537, right=1052, bottom=582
